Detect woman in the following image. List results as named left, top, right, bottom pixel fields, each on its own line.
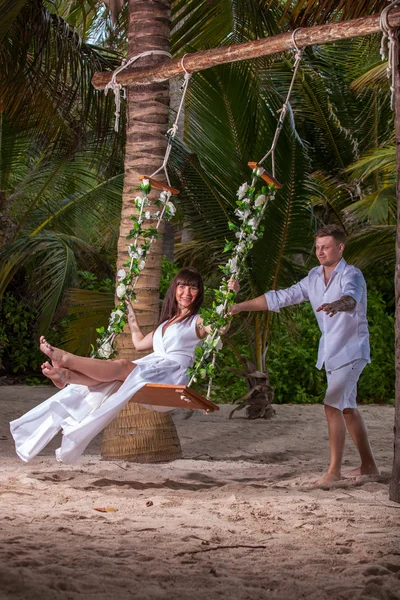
left=10, top=268, right=212, bottom=465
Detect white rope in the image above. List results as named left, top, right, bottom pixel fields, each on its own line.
left=258, top=29, right=303, bottom=177
left=104, top=50, right=172, bottom=132
left=380, top=1, right=400, bottom=110
left=150, top=55, right=191, bottom=186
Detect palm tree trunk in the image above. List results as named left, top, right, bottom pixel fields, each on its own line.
left=101, top=0, right=182, bottom=462
left=390, top=34, right=400, bottom=503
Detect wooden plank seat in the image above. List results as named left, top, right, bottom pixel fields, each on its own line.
left=138, top=175, right=180, bottom=196
left=248, top=162, right=283, bottom=188
left=133, top=384, right=219, bottom=413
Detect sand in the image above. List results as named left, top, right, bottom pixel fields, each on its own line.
left=0, top=385, right=399, bottom=600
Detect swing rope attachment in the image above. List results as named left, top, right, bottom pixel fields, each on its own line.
left=380, top=0, right=400, bottom=109
left=104, top=50, right=172, bottom=132
left=188, top=30, right=305, bottom=399
left=148, top=55, right=192, bottom=187
left=257, top=29, right=303, bottom=179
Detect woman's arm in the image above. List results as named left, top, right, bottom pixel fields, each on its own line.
left=195, top=316, right=232, bottom=339
left=195, top=317, right=211, bottom=339
left=127, top=303, right=154, bottom=351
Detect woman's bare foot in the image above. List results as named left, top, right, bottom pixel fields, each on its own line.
left=344, top=465, right=380, bottom=477
left=41, top=361, right=70, bottom=389
left=39, top=336, right=68, bottom=368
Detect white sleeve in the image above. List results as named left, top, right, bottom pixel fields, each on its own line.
left=341, top=269, right=364, bottom=303
left=265, top=276, right=309, bottom=313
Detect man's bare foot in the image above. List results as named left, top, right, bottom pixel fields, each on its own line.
left=39, top=336, right=68, bottom=368
left=312, top=472, right=342, bottom=487
left=344, top=465, right=380, bottom=477
left=41, top=361, right=69, bottom=389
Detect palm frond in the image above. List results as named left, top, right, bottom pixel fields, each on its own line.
left=59, top=287, right=115, bottom=355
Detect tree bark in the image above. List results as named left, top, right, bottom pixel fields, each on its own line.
left=101, top=0, right=182, bottom=463
left=390, top=33, right=400, bottom=503
left=93, top=8, right=400, bottom=89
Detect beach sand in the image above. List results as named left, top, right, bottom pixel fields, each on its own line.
left=0, top=386, right=399, bottom=600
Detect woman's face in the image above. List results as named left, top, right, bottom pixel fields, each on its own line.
left=175, top=282, right=199, bottom=311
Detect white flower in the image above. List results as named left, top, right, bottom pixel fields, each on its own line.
left=255, top=194, right=266, bottom=207
left=159, top=191, right=169, bottom=203
left=205, top=334, right=214, bottom=346
left=116, top=283, right=127, bottom=299
left=110, top=309, right=124, bottom=324
left=242, top=197, right=251, bottom=205
left=137, top=247, right=144, bottom=255
left=138, top=260, right=145, bottom=271
left=215, top=304, right=224, bottom=316
left=234, top=208, right=250, bottom=221
left=142, top=179, right=149, bottom=187
left=250, top=233, right=258, bottom=241
left=248, top=218, right=257, bottom=229
left=228, top=257, right=238, bottom=274
left=237, top=182, right=249, bottom=200
left=98, top=342, right=113, bottom=358
left=129, top=248, right=140, bottom=260
left=236, top=242, right=245, bottom=253
left=166, top=201, right=176, bottom=216
left=138, top=218, right=143, bottom=225
left=214, top=336, right=223, bottom=351
left=235, top=231, right=242, bottom=239
left=117, top=269, right=126, bottom=281
left=145, top=211, right=151, bottom=220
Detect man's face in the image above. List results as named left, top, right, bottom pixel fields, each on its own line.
left=315, top=236, right=344, bottom=267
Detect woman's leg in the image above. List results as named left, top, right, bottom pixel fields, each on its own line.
left=41, top=362, right=105, bottom=389
left=39, top=337, right=135, bottom=382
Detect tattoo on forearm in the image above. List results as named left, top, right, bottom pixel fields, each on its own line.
left=333, top=295, right=356, bottom=312
left=320, top=295, right=356, bottom=316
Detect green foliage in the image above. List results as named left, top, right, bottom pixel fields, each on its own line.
left=159, top=257, right=179, bottom=299
left=0, top=293, right=44, bottom=376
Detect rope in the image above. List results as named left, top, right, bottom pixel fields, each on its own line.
left=150, top=55, right=192, bottom=186
left=104, top=50, right=172, bottom=132
left=258, top=29, right=303, bottom=177
left=380, top=1, right=400, bottom=110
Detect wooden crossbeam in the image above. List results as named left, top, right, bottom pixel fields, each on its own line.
left=92, top=9, right=400, bottom=90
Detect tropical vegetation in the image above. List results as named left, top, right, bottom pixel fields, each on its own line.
left=0, top=0, right=396, bottom=412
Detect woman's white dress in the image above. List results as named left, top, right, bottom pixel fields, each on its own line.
left=10, top=316, right=202, bottom=464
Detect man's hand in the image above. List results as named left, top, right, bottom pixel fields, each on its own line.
left=229, top=303, right=242, bottom=316
left=317, top=295, right=356, bottom=317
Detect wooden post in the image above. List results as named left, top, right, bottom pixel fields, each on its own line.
left=390, top=31, right=400, bottom=504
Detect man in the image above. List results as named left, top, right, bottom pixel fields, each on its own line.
left=230, top=224, right=379, bottom=485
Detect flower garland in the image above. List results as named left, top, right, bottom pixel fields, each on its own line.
left=92, top=179, right=176, bottom=359
left=187, top=169, right=276, bottom=393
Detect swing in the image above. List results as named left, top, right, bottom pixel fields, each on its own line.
left=102, top=40, right=303, bottom=413
left=132, top=384, right=219, bottom=412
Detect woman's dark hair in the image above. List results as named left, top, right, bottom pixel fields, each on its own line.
left=159, top=267, right=204, bottom=324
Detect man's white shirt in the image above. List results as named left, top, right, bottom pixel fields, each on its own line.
left=265, top=258, right=370, bottom=371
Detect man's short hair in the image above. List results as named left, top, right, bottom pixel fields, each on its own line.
left=314, top=224, right=346, bottom=244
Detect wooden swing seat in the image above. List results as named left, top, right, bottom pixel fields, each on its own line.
left=138, top=175, right=180, bottom=196
left=248, top=162, right=283, bottom=188
left=133, top=383, right=219, bottom=413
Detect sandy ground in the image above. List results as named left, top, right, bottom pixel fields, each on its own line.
left=0, top=386, right=399, bottom=600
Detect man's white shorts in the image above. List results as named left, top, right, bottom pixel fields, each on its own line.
left=324, top=359, right=368, bottom=412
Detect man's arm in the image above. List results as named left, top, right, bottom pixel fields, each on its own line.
left=230, top=295, right=268, bottom=315
left=316, top=295, right=356, bottom=318
left=229, top=276, right=309, bottom=316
